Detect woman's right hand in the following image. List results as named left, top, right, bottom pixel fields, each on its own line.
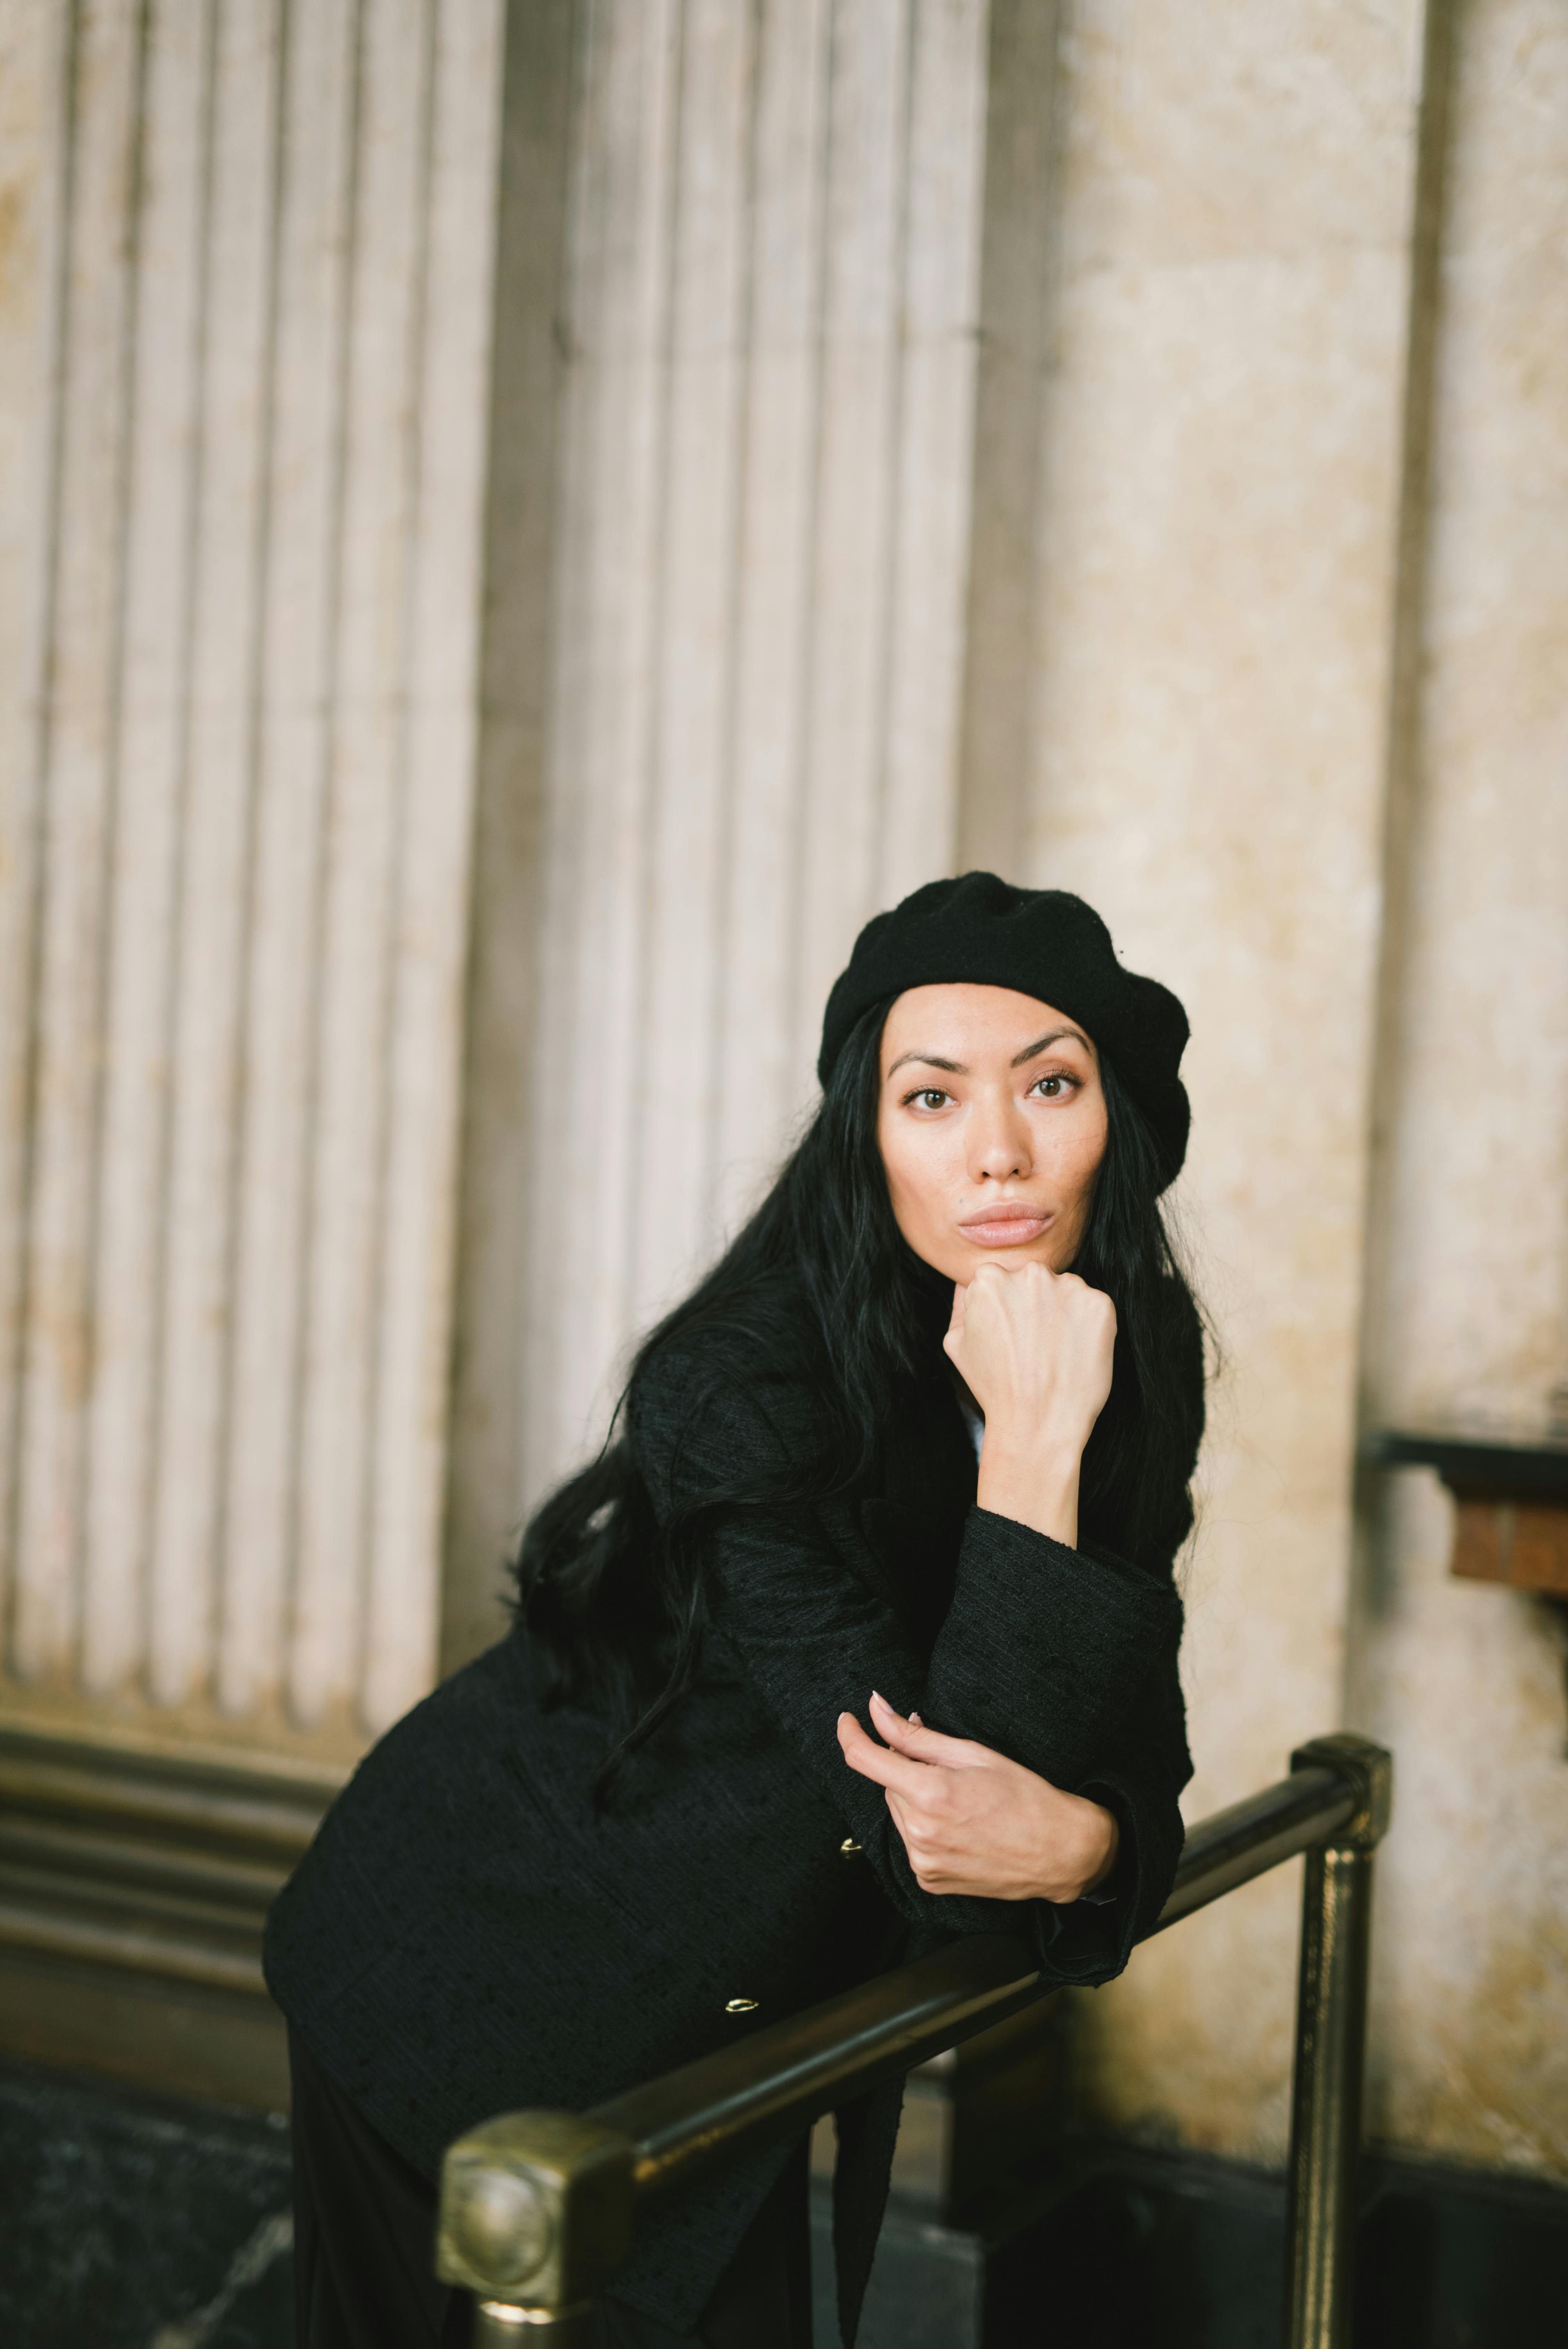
left=944, top=1260, right=1116, bottom=1547
left=839, top=1692, right=1121, bottom=1903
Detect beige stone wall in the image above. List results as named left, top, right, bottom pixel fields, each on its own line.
left=0, top=0, right=1563, bottom=2179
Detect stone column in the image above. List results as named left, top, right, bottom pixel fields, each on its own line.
left=446, top=0, right=995, bottom=1648
left=1354, top=0, right=1568, bottom=2175
left=1008, top=0, right=1434, bottom=2153
left=0, top=0, right=504, bottom=1762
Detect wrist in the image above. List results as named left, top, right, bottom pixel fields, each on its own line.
left=976, top=1436, right=1082, bottom=1547
left=979, top=1406, right=1090, bottom=1460
left=1032, top=1795, right=1119, bottom=1904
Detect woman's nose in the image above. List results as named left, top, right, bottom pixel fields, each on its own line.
left=969, top=1101, right=1032, bottom=1183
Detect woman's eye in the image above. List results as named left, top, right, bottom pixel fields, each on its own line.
left=1030, top=1074, right=1075, bottom=1100
left=903, top=1087, right=950, bottom=1110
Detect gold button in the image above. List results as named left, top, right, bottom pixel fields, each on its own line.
left=725, top=1998, right=759, bottom=2014
left=839, top=1837, right=862, bottom=1856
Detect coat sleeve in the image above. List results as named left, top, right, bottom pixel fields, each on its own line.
left=627, top=1347, right=1192, bottom=1982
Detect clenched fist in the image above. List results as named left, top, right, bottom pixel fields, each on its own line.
left=945, top=1259, right=1115, bottom=1548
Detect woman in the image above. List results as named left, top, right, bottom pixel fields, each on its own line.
left=265, top=873, right=1206, bottom=2349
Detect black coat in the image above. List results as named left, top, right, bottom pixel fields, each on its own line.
left=263, top=1297, right=1196, bottom=2340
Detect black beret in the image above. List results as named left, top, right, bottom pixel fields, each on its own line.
left=819, top=872, right=1191, bottom=1187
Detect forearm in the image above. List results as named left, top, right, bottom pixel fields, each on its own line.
left=920, top=1506, right=1180, bottom=1789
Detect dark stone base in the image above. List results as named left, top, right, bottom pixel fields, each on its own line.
left=0, top=2055, right=293, bottom=2349
left=5, top=2055, right=1565, bottom=2349
left=814, top=2135, right=1568, bottom=2349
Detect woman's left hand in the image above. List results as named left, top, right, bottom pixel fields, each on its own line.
left=836, top=1691, right=1119, bottom=1903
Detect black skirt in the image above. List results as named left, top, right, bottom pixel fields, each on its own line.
left=288, top=2031, right=813, bottom=2349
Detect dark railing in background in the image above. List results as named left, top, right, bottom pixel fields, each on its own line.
left=436, top=1732, right=1392, bottom=2349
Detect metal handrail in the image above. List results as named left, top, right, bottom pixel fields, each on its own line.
left=437, top=1731, right=1392, bottom=2348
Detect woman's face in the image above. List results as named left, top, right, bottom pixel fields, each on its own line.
left=876, top=983, right=1109, bottom=1283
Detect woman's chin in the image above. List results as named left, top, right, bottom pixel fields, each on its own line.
left=944, top=1241, right=1057, bottom=1282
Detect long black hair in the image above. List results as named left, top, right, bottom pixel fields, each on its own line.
left=513, top=996, right=1205, bottom=1797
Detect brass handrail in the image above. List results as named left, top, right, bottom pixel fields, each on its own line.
left=437, top=1731, right=1391, bottom=2348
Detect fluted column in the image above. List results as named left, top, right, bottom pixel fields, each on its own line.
left=484, top=0, right=991, bottom=1532
left=0, top=0, right=504, bottom=1756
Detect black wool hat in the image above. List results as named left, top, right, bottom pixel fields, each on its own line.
left=819, top=872, right=1191, bottom=1187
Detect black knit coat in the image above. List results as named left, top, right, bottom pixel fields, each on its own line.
left=263, top=1294, right=1198, bottom=2342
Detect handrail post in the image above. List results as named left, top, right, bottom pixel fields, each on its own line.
left=435, top=2108, right=635, bottom=2341
left=1283, top=1733, right=1393, bottom=2349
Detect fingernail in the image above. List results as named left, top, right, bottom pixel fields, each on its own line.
left=909, top=1713, right=922, bottom=1728
left=870, top=1689, right=887, bottom=1707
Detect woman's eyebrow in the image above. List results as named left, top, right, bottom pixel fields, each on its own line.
left=886, top=1028, right=1091, bottom=1079
left=1011, top=1027, right=1090, bottom=1065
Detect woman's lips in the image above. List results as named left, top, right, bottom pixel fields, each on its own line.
left=957, top=1206, right=1052, bottom=1248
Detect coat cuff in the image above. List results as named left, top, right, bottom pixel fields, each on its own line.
left=1023, top=1775, right=1180, bottom=1986
left=927, top=1509, right=1181, bottom=1779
